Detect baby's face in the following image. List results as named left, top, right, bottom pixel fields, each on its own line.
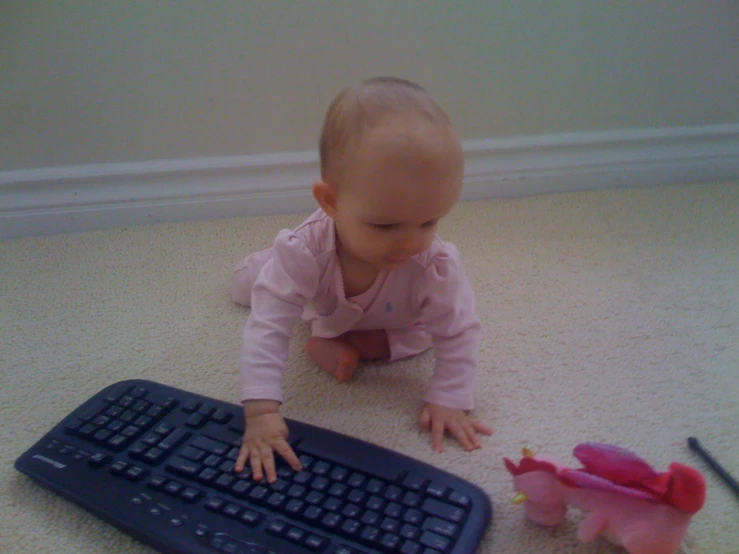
left=333, top=118, right=464, bottom=271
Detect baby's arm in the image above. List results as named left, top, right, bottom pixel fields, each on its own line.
left=235, top=231, right=319, bottom=481
left=418, top=244, right=492, bottom=451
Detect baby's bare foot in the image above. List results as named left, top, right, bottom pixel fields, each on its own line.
left=305, top=337, right=359, bottom=382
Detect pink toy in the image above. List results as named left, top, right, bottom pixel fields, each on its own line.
left=504, top=443, right=706, bottom=554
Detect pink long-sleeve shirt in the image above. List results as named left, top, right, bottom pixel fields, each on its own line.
left=239, top=209, right=481, bottom=410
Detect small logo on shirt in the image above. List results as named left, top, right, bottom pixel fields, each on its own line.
left=385, top=302, right=393, bottom=313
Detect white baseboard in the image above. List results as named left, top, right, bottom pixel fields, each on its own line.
left=2, top=124, right=738, bottom=239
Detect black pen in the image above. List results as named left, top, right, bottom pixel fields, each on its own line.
left=687, top=437, right=739, bottom=498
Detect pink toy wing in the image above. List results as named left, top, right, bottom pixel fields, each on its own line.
left=560, top=469, right=660, bottom=502
left=573, top=442, right=670, bottom=495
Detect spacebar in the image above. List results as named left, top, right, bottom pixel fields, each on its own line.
left=297, top=434, right=403, bottom=482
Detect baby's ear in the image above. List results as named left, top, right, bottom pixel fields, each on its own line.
left=313, top=181, right=339, bottom=218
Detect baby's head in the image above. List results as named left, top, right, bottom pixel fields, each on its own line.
left=314, top=77, right=464, bottom=270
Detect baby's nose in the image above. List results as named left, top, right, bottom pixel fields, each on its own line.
left=397, top=230, right=424, bottom=253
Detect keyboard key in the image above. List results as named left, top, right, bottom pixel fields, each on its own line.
left=211, top=408, right=232, bottom=424
left=381, top=533, right=402, bottom=550
left=448, top=491, right=471, bottom=509
left=335, top=546, right=364, bottom=554
left=148, top=475, right=168, bottom=490
left=287, top=484, right=307, bottom=499
left=400, top=524, right=420, bottom=540
left=222, top=503, right=241, bottom=518
left=423, top=517, right=459, bottom=538
left=284, top=498, right=305, bottom=515
left=366, top=479, right=384, bottom=494
left=401, top=540, right=422, bottom=554
left=347, top=472, right=367, bottom=488
left=180, top=487, right=203, bottom=503
left=359, top=525, right=381, bottom=544
left=306, top=490, right=325, bottom=505
left=179, top=446, right=206, bottom=462
left=204, top=497, right=225, bottom=512
left=403, top=473, right=428, bottom=491
left=298, top=454, right=314, bottom=469
left=266, top=492, right=286, bottom=508
left=340, top=518, right=362, bottom=537
left=366, top=495, right=385, bottom=512
left=384, top=485, right=403, bottom=501
left=420, top=530, right=451, bottom=552
left=322, top=496, right=342, bottom=512
left=197, top=467, right=218, bottom=484
left=304, top=534, right=328, bottom=551
left=239, top=509, right=261, bottom=526
left=312, top=460, right=331, bottom=475
left=347, top=489, right=366, bottom=505
left=293, top=470, right=312, bottom=485
left=88, top=452, right=110, bottom=468
left=320, top=512, right=343, bottom=530
left=269, top=478, right=290, bottom=493
left=421, top=498, right=465, bottom=523
left=185, top=413, right=205, bottom=428
left=286, top=527, right=305, bottom=543
left=311, top=476, right=330, bottom=491
left=403, top=491, right=422, bottom=507
left=303, top=505, right=324, bottom=522
left=266, top=519, right=288, bottom=536
left=197, top=403, right=216, bottom=418
left=384, top=501, right=402, bottom=518
left=159, top=428, right=190, bottom=450
left=360, top=510, right=381, bottom=526
left=164, top=481, right=183, bottom=495
left=380, top=517, right=400, bottom=533
left=166, top=457, right=202, bottom=478
left=109, top=460, right=128, bottom=475
left=342, top=503, right=361, bottom=519
left=182, top=399, right=201, bottom=413
left=214, top=473, right=235, bottom=491
left=191, top=435, right=229, bottom=456
left=425, top=483, right=447, bottom=499
left=328, top=482, right=348, bottom=498
left=403, top=508, right=424, bottom=525
left=231, top=479, right=251, bottom=497
left=248, top=485, right=269, bottom=502
left=330, top=466, right=349, bottom=482
left=124, top=466, right=146, bottom=482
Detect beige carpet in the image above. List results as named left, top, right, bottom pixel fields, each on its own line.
left=1, top=182, right=738, bottom=554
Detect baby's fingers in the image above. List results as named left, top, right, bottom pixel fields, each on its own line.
left=249, top=445, right=265, bottom=481
left=448, top=420, right=476, bottom=452
left=431, top=418, right=446, bottom=453
left=259, top=442, right=278, bottom=483
left=273, top=440, right=302, bottom=472
left=470, top=418, right=493, bottom=436
left=235, top=443, right=250, bottom=473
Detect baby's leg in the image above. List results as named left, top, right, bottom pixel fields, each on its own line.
left=231, top=248, right=273, bottom=307
left=305, top=330, right=390, bottom=382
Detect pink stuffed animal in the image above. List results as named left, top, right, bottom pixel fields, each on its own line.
left=504, top=443, right=706, bottom=554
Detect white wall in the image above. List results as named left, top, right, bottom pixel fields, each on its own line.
left=2, top=1, right=738, bottom=171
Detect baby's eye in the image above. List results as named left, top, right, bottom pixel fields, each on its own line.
left=370, top=223, right=398, bottom=230
left=422, top=220, right=439, bottom=228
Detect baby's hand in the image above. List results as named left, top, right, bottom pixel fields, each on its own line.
left=235, top=400, right=302, bottom=483
left=419, top=403, right=493, bottom=453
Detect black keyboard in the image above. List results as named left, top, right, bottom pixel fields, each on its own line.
left=15, top=380, right=492, bottom=554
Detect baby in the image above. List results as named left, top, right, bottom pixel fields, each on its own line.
left=232, top=77, right=492, bottom=483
